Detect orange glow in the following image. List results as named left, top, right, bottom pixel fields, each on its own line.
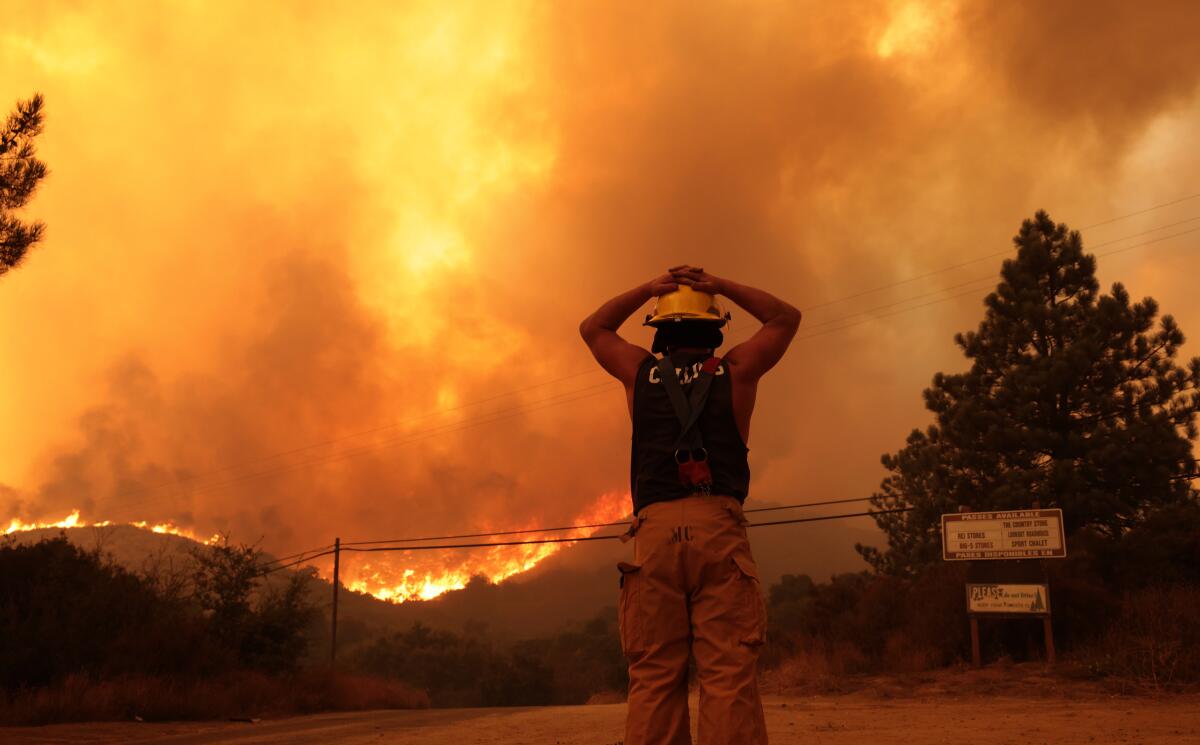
left=4, top=492, right=628, bottom=604
left=4, top=509, right=83, bottom=534
left=344, top=490, right=630, bottom=603
left=2, top=1, right=1199, bottom=608
left=875, top=1, right=951, bottom=59
left=4, top=509, right=221, bottom=545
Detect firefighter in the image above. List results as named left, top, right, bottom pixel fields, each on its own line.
left=579, top=265, right=800, bottom=745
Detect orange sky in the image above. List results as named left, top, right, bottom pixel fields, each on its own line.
left=2, top=1, right=1199, bottom=598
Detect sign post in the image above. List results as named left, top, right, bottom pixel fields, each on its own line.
left=943, top=508, right=1065, bottom=667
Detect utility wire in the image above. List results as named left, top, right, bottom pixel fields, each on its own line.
left=745, top=495, right=873, bottom=514
left=328, top=508, right=912, bottom=555
left=257, top=507, right=914, bottom=574
left=340, top=521, right=631, bottom=547
left=343, top=533, right=622, bottom=553
left=1079, top=192, right=1200, bottom=230
left=746, top=508, right=908, bottom=529
left=260, top=543, right=337, bottom=567
left=339, top=496, right=878, bottom=548
left=801, top=216, right=1200, bottom=332
left=258, top=498, right=891, bottom=574
left=800, top=219, right=1200, bottom=332
left=259, top=548, right=338, bottom=575
left=802, top=193, right=1200, bottom=312
left=795, top=225, right=1200, bottom=341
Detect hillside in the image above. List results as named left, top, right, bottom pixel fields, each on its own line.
left=7, top=507, right=879, bottom=644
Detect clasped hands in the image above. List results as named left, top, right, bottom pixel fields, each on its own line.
left=649, top=265, right=722, bottom=297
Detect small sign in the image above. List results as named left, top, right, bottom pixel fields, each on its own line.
left=967, top=583, right=1051, bottom=615
left=941, top=509, right=1066, bottom=560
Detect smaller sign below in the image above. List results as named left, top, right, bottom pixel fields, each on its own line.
left=967, top=583, right=1051, bottom=615
left=941, top=508, right=1066, bottom=560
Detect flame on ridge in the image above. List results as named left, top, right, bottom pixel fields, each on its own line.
left=3, top=509, right=222, bottom=545
left=343, top=490, right=631, bottom=603
left=3, top=492, right=632, bottom=605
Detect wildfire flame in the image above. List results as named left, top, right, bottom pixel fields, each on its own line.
left=3, top=491, right=631, bottom=604
left=342, top=490, right=631, bottom=603
left=3, top=509, right=222, bottom=545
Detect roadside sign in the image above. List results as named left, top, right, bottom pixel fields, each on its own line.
left=941, top=508, right=1066, bottom=560
left=967, top=583, right=1051, bottom=615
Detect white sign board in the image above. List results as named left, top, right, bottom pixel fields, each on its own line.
left=967, top=583, right=1051, bottom=615
left=941, top=509, right=1066, bottom=560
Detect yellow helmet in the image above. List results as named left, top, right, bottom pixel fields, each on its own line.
left=644, top=285, right=730, bottom=327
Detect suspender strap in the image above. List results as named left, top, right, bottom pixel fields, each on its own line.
left=654, top=356, right=722, bottom=451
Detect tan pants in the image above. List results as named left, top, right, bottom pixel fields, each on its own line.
left=618, top=495, right=768, bottom=745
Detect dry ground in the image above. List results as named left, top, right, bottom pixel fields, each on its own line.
left=5, top=691, right=1198, bottom=745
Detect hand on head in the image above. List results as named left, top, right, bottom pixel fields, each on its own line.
left=649, top=272, right=680, bottom=297
left=669, top=265, right=721, bottom=294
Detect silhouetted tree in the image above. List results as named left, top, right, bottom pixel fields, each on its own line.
left=0, top=536, right=212, bottom=689
left=190, top=538, right=316, bottom=671
left=1, top=94, right=47, bottom=276
left=191, top=539, right=260, bottom=649
left=859, top=211, right=1200, bottom=575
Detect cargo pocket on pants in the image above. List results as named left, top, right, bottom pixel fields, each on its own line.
left=731, top=553, right=766, bottom=647
left=617, top=561, right=644, bottom=657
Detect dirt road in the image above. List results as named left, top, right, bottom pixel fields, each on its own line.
left=6, top=693, right=1199, bottom=745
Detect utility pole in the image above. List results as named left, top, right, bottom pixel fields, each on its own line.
left=330, top=536, right=340, bottom=665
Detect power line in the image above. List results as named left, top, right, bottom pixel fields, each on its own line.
left=802, top=193, right=1200, bottom=312
left=795, top=225, right=1200, bottom=342
left=339, top=496, right=878, bottom=548
left=261, top=543, right=337, bottom=566
left=800, top=219, right=1200, bottom=333
left=343, top=533, right=623, bottom=553
left=801, top=276, right=997, bottom=332
left=746, top=508, right=909, bottom=529
left=745, top=495, right=873, bottom=514
left=259, top=548, right=338, bottom=575
left=258, top=496, right=888, bottom=573
left=324, top=508, right=912, bottom=556
left=1079, top=192, right=1200, bottom=230
left=340, top=520, right=631, bottom=547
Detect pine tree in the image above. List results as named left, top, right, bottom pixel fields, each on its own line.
left=859, top=211, right=1200, bottom=575
left=0, top=94, right=47, bottom=276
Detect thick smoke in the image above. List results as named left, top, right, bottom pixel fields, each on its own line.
left=2, top=1, right=1199, bottom=591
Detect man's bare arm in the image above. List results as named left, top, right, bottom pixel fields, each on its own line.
left=579, top=274, right=679, bottom=386
left=671, top=266, right=800, bottom=382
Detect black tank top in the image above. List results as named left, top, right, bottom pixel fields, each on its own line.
left=630, top=351, right=750, bottom=513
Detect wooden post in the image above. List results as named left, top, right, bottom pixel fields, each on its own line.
left=1043, top=615, right=1056, bottom=664
left=970, top=616, right=981, bottom=668
left=960, top=506, right=977, bottom=667
left=330, top=537, right=340, bottom=665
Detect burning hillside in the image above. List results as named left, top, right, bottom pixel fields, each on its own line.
left=4, top=510, right=221, bottom=545
left=4, top=489, right=629, bottom=603
left=3, top=1, right=1199, bottom=618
